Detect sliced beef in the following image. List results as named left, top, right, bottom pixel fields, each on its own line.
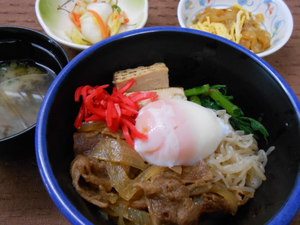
left=73, top=131, right=102, bottom=155
left=71, top=155, right=118, bottom=208
left=142, top=174, right=201, bottom=225
left=72, top=132, right=237, bottom=224
left=181, top=161, right=213, bottom=183
left=129, top=197, right=148, bottom=210
left=199, top=193, right=232, bottom=214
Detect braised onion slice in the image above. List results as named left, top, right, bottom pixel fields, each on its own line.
left=106, top=200, right=153, bottom=225
left=91, top=135, right=147, bottom=170
left=210, top=183, right=238, bottom=214
left=106, top=162, right=165, bottom=201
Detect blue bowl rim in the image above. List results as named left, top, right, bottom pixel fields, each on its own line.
left=35, top=26, right=300, bottom=225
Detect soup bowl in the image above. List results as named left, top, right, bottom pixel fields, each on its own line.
left=0, top=26, right=69, bottom=151
left=36, top=27, right=300, bottom=225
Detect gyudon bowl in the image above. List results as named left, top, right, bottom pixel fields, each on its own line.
left=36, top=27, right=300, bottom=225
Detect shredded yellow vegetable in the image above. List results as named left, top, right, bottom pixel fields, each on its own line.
left=190, top=5, right=271, bottom=53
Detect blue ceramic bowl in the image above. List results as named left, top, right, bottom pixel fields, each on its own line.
left=36, top=27, right=300, bottom=225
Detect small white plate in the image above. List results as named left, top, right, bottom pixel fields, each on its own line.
left=177, top=0, right=293, bottom=57
left=36, top=0, right=149, bottom=50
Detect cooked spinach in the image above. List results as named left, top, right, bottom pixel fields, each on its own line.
left=184, top=84, right=269, bottom=140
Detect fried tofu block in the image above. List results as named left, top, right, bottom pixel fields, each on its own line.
left=151, top=87, right=187, bottom=101
left=128, top=87, right=187, bottom=108
left=113, top=63, right=169, bottom=92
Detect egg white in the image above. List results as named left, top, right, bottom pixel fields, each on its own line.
left=134, top=99, right=231, bottom=167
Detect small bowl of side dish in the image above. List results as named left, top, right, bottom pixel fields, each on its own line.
left=177, top=0, right=293, bottom=57
left=35, top=0, right=149, bottom=50
left=0, top=26, right=69, bottom=151
left=36, top=27, right=300, bottom=225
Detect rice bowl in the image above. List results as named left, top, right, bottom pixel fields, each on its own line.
left=35, top=27, right=300, bottom=225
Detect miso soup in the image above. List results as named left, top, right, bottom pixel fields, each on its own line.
left=0, top=60, right=55, bottom=139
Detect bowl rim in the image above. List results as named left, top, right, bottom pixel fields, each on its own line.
left=176, top=0, right=294, bottom=58
left=35, top=0, right=149, bottom=50
left=36, top=26, right=300, bottom=225
left=0, top=25, right=69, bottom=143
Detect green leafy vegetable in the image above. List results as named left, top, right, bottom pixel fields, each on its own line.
left=211, top=84, right=227, bottom=92
left=209, top=88, right=243, bottom=117
left=189, top=95, right=202, bottom=105
left=184, top=84, right=210, bottom=96
left=230, top=117, right=269, bottom=140
left=184, top=84, right=269, bottom=140
left=201, top=96, right=222, bottom=110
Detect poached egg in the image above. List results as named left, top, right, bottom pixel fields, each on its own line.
left=134, top=99, right=230, bottom=167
